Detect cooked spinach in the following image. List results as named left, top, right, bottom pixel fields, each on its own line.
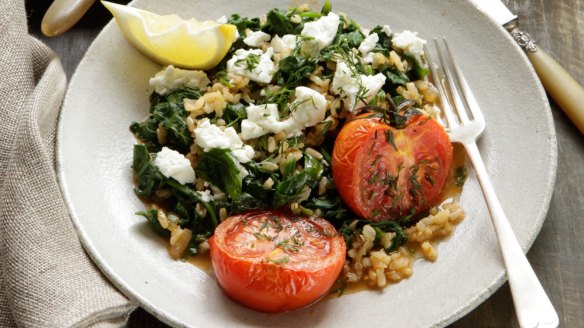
left=304, top=194, right=351, bottom=221
left=132, top=144, right=164, bottom=197
left=333, top=30, right=364, bottom=49
left=370, top=220, right=408, bottom=252
left=136, top=209, right=169, bottom=237
left=382, top=66, right=410, bottom=87
left=370, top=25, right=393, bottom=49
left=338, top=219, right=407, bottom=253
left=231, top=192, right=268, bottom=212
left=223, top=103, right=247, bottom=129
left=403, top=52, right=429, bottom=80
left=166, top=178, right=218, bottom=227
left=263, top=8, right=297, bottom=36
left=275, top=38, right=320, bottom=88
left=132, top=144, right=219, bottom=236
left=227, top=14, right=260, bottom=36
left=276, top=54, right=317, bottom=88
left=273, top=152, right=323, bottom=207
left=130, top=87, right=201, bottom=153
left=196, top=148, right=242, bottom=201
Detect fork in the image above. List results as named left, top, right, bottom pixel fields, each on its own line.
left=424, top=38, right=559, bottom=328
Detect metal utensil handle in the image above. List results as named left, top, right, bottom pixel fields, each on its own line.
left=464, top=142, right=559, bottom=328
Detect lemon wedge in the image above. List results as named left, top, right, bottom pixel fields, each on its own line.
left=102, top=1, right=237, bottom=70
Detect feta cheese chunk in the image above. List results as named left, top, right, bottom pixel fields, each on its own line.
left=194, top=119, right=255, bottom=163
left=154, top=147, right=196, bottom=185
left=240, top=104, right=293, bottom=140
left=226, top=48, right=276, bottom=84
left=241, top=87, right=327, bottom=139
left=331, top=62, right=386, bottom=112
left=240, top=120, right=269, bottom=140
left=358, top=33, right=379, bottom=56
left=392, top=30, right=426, bottom=55
left=381, top=25, right=392, bottom=36
left=363, top=52, right=375, bottom=64
left=149, top=66, right=210, bottom=95
left=197, top=190, right=214, bottom=202
left=301, top=12, right=340, bottom=50
left=193, top=119, right=233, bottom=150
left=270, top=34, right=297, bottom=53
left=290, top=87, right=327, bottom=128
left=244, top=30, right=271, bottom=47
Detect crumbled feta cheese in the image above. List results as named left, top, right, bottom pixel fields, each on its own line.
left=226, top=48, right=276, bottom=84
left=358, top=33, right=379, bottom=56
left=193, top=119, right=232, bottom=150
left=361, top=74, right=387, bottom=102
left=240, top=120, right=269, bottom=140
left=194, top=119, right=255, bottom=163
left=240, top=87, right=327, bottom=139
left=154, top=147, right=196, bottom=185
left=363, top=52, right=375, bottom=64
left=244, top=30, right=271, bottom=47
left=331, top=62, right=386, bottom=112
left=216, top=15, right=228, bottom=24
left=290, top=87, right=327, bottom=128
left=149, top=66, right=210, bottom=95
left=197, top=190, right=214, bottom=202
left=392, top=30, right=426, bottom=55
left=270, top=34, right=297, bottom=53
left=300, top=12, right=340, bottom=50
left=223, top=128, right=256, bottom=163
left=381, top=25, right=392, bottom=36
left=240, top=104, right=293, bottom=140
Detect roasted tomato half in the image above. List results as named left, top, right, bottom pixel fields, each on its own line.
left=209, top=210, right=346, bottom=313
left=332, top=114, right=453, bottom=221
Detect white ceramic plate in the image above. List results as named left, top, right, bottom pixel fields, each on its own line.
left=57, top=0, right=557, bottom=327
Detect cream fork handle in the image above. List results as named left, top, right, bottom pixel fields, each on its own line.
left=527, top=48, right=584, bottom=135
left=464, top=142, right=559, bottom=328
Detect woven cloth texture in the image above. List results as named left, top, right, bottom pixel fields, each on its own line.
left=0, top=1, right=138, bottom=327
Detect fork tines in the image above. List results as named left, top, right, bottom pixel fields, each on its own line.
left=424, top=38, right=484, bottom=134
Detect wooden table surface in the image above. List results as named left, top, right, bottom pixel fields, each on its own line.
left=25, top=0, right=584, bottom=326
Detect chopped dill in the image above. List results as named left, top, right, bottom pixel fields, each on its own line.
left=253, top=232, right=274, bottom=241
left=318, top=119, right=333, bottom=137
left=425, top=173, right=435, bottom=186
left=371, top=155, right=382, bottom=166
left=333, top=45, right=369, bottom=110
left=274, top=236, right=303, bottom=254
left=268, top=257, right=290, bottom=264
left=235, top=53, right=261, bottom=71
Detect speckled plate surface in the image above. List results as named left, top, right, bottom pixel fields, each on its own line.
left=57, top=0, right=557, bottom=327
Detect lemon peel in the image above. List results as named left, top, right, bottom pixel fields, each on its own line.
left=102, top=1, right=237, bottom=70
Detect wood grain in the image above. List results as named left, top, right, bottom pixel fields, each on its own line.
left=24, top=0, right=584, bottom=327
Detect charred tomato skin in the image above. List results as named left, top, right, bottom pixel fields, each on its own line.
left=209, top=210, right=346, bottom=313
left=332, top=114, right=453, bottom=221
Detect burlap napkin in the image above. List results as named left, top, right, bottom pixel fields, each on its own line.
left=0, top=1, right=138, bottom=327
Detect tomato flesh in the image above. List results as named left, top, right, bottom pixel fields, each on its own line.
left=209, top=211, right=346, bottom=313
left=332, top=114, right=453, bottom=221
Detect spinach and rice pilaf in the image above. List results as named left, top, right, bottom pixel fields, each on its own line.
left=130, top=3, right=466, bottom=290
